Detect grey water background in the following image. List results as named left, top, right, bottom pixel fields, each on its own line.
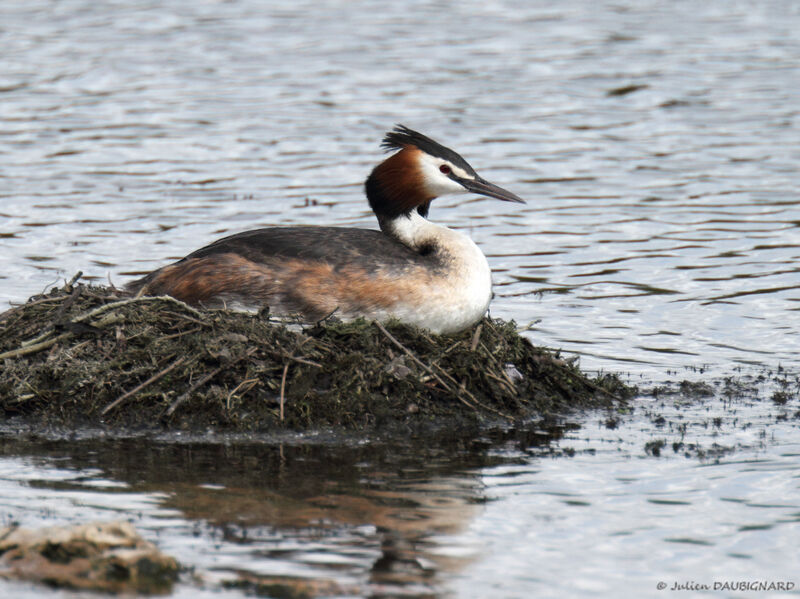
left=1, top=1, right=799, bottom=597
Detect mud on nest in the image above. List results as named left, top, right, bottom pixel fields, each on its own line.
left=0, top=278, right=633, bottom=431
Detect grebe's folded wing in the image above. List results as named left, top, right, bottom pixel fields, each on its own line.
left=185, top=226, right=433, bottom=271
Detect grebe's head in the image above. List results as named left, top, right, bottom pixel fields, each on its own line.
left=365, top=125, right=525, bottom=220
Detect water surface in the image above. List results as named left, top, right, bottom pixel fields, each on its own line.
left=1, top=380, right=799, bottom=598
left=2, top=0, right=798, bottom=374
left=1, top=1, right=799, bottom=597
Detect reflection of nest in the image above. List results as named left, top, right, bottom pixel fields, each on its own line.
left=1, top=278, right=632, bottom=430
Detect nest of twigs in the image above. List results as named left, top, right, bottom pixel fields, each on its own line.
left=0, top=277, right=633, bottom=431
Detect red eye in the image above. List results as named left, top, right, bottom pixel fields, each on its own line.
left=439, top=164, right=451, bottom=174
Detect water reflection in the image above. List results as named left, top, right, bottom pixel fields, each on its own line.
left=1, top=380, right=798, bottom=598
left=0, top=431, right=558, bottom=597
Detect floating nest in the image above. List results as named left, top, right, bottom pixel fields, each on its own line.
left=0, top=277, right=633, bottom=431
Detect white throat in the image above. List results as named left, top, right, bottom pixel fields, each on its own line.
left=380, top=210, right=441, bottom=250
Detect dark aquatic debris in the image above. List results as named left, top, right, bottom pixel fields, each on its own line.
left=0, top=281, right=633, bottom=431
left=606, top=83, right=649, bottom=97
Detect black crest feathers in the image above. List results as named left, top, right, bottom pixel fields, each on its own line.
left=380, top=125, right=476, bottom=176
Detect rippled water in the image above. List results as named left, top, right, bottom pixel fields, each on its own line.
left=2, top=0, right=798, bottom=374
left=1, top=381, right=799, bottom=598
left=1, top=1, right=799, bottom=597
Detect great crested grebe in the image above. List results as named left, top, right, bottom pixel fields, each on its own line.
left=127, top=125, right=525, bottom=334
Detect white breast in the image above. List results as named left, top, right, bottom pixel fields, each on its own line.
left=381, top=212, right=493, bottom=334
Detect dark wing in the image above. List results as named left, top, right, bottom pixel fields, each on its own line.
left=184, top=226, right=435, bottom=272
left=126, top=226, right=445, bottom=296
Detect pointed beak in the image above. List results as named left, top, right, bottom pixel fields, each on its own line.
left=459, top=176, right=526, bottom=203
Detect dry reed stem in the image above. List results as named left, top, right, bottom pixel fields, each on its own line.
left=226, top=378, right=259, bottom=411
left=2, top=295, right=203, bottom=359
left=279, top=363, right=289, bottom=422
left=0, top=332, right=73, bottom=360
left=470, top=323, right=483, bottom=352
left=375, top=321, right=484, bottom=413
left=163, top=348, right=256, bottom=418
left=0, top=312, right=130, bottom=359
left=102, top=355, right=190, bottom=415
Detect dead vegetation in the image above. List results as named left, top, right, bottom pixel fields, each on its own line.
left=0, top=520, right=178, bottom=594
left=0, top=278, right=633, bottom=431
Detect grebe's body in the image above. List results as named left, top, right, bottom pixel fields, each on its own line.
left=128, top=126, right=524, bottom=334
